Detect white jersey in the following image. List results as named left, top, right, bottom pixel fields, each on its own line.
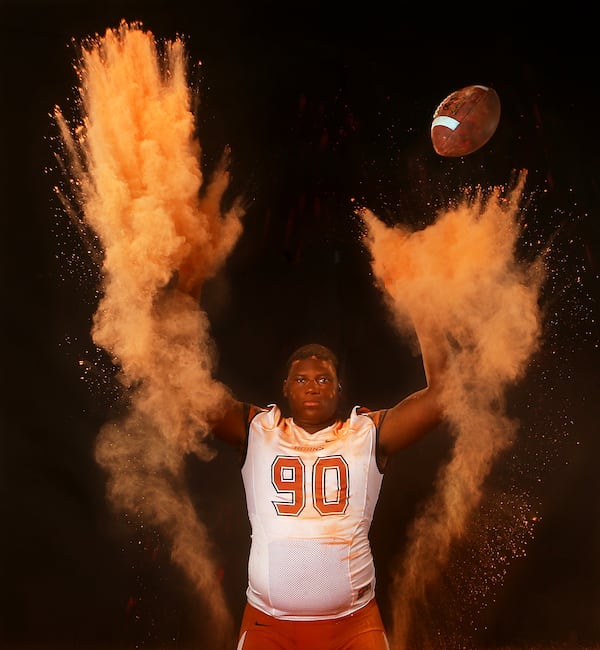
left=240, top=404, right=385, bottom=621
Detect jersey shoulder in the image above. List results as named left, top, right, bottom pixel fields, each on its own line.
left=355, top=406, right=388, bottom=429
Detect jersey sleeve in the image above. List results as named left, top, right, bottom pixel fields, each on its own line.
left=239, top=403, right=276, bottom=466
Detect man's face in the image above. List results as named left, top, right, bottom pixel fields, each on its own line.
left=283, top=356, right=340, bottom=433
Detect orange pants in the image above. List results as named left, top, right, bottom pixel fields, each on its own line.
left=236, top=599, right=390, bottom=650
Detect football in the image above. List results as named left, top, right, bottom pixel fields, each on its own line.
left=431, top=85, right=501, bottom=157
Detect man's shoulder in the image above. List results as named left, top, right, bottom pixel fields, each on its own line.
left=247, top=403, right=282, bottom=427
left=354, top=406, right=387, bottom=428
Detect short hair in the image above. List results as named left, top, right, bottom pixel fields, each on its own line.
left=284, top=343, right=340, bottom=378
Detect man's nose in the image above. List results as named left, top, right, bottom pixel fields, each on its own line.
left=305, top=379, right=320, bottom=392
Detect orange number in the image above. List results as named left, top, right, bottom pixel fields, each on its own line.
left=271, top=456, right=306, bottom=516
left=271, top=455, right=349, bottom=516
left=313, top=455, right=349, bottom=515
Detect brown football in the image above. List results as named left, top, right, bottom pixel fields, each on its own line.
left=431, top=85, right=501, bottom=157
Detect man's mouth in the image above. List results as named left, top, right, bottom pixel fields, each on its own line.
left=303, top=399, right=320, bottom=407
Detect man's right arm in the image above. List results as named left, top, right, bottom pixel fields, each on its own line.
left=209, top=397, right=252, bottom=448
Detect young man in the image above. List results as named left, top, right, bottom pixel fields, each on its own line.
left=209, top=321, right=447, bottom=650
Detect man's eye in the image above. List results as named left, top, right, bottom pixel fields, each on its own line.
left=318, top=377, right=330, bottom=384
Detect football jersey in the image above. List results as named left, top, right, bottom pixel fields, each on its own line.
left=240, top=404, right=385, bottom=621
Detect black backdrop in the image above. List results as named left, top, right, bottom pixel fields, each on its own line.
left=1, top=3, right=599, bottom=649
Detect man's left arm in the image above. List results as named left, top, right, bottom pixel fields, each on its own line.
left=378, top=319, right=448, bottom=458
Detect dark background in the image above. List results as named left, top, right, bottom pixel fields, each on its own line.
left=1, top=2, right=598, bottom=649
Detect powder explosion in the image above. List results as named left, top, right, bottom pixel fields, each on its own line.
left=360, top=173, right=545, bottom=648
left=54, top=21, right=545, bottom=650
left=54, top=21, right=245, bottom=649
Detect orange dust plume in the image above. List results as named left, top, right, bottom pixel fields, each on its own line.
left=359, top=170, right=545, bottom=650
left=54, top=21, right=244, bottom=647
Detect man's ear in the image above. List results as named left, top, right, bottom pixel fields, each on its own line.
left=282, top=379, right=288, bottom=397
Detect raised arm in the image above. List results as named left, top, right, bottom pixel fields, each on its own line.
left=377, top=318, right=447, bottom=462
left=207, top=393, right=250, bottom=449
